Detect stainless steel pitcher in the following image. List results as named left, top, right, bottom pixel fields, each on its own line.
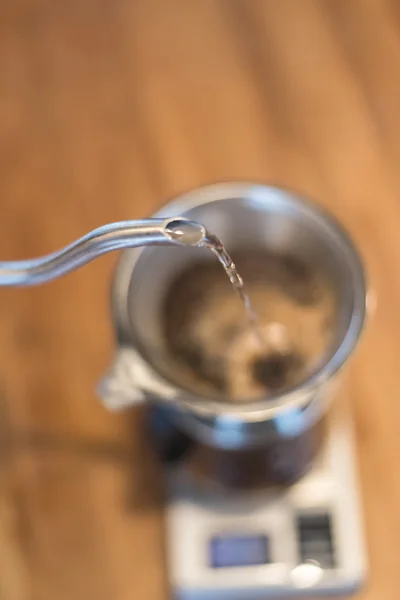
left=99, top=183, right=366, bottom=461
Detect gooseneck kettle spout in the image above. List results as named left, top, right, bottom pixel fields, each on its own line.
left=0, top=217, right=207, bottom=287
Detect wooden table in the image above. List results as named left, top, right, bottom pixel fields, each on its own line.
left=0, top=1, right=399, bottom=598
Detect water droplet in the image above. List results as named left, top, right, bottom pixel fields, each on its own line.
left=165, top=219, right=206, bottom=247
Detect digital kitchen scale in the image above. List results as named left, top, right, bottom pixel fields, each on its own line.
left=165, top=404, right=366, bottom=600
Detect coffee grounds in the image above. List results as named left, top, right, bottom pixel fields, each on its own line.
left=162, top=251, right=337, bottom=402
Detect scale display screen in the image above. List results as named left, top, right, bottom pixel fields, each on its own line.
left=209, top=534, right=269, bottom=568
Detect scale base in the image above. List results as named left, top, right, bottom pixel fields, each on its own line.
left=165, top=405, right=366, bottom=600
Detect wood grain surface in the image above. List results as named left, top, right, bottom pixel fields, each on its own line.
left=0, top=1, right=399, bottom=598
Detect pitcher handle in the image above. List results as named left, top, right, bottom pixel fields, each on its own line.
left=97, top=346, right=177, bottom=411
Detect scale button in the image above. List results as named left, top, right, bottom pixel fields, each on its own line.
left=291, top=561, right=323, bottom=588
left=296, top=513, right=336, bottom=568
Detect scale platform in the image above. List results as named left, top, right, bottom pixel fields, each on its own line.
left=165, top=405, right=366, bottom=600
